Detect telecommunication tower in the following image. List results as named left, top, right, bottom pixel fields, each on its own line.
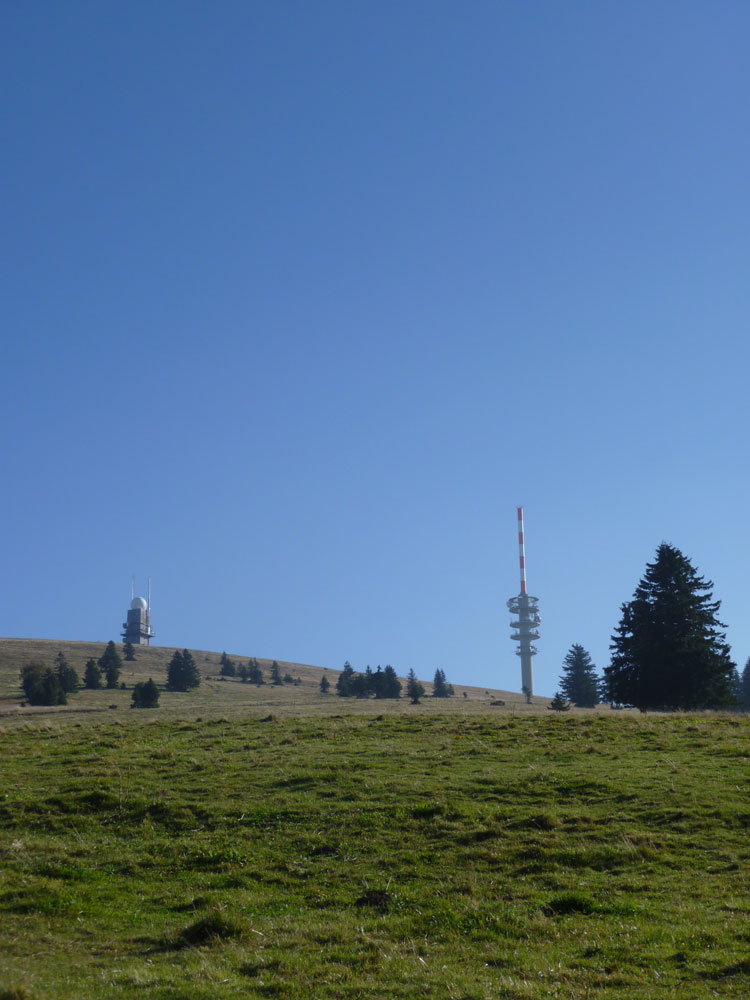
left=121, top=577, right=154, bottom=645
left=507, top=507, right=540, bottom=695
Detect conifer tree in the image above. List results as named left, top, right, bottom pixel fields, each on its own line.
left=247, top=658, right=264, bottom=685
left=220, top=651, right=236, bottom=677
left=99, top=641, right=122, bottom=689
left=166, top=649, right=200, bottom=692
left=55, top=651, right=79, bottom=693
left=270, top=660, right=283, bottom=685
left=319, top=674, right=330, bottom=694
left=83, top=658, right=102, bottom=689
left=379, top=665, right=402, bottom=699
left=432, top=668, right=453, bottom=698
left=549, top=691, right=570, bottom=711
left=605, top=544, right=734, bottom=710
left=406, top=669, right=425, bottom=704
left=131, top=678, right=160, bottom=708
left=122, top=641, right=136, bottom=662
left=336, top=662, right=355, bottom=697
left=20, top=663, right=66, bottom=706
left=558, top=644, right=599, bottom=707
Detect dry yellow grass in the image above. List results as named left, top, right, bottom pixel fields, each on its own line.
left=0, top=636, right=569, bottom=728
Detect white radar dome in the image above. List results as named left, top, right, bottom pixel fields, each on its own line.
left=131, top=597, right=148, bottom=611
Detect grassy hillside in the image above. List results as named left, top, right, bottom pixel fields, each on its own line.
left=0, top=638, right=541, bottom=721
left=1, top=706, right=749, bottom=998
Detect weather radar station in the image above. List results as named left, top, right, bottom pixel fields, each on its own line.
left=507, top=507, right=540, bottom=696
left=121, top=577, right=154, bottom=646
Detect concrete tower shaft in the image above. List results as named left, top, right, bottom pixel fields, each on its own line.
left=507, top=507, right=541, bottom=695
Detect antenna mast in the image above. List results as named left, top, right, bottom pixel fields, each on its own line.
left=146, top=577, right=152, bottom=645
left=507, top=507, right=541, bottom=696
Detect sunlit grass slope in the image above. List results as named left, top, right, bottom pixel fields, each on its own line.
left=0, top=637, right=535, bottom=720
left=1, top=711, right=748, bottom=999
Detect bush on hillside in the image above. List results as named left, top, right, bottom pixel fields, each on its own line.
left=20, top=663, right=67, bottom=706
left=131, top=678, right=160, bottom=709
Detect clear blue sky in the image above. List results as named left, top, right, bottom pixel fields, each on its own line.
left=3, top=1, right=749, bottom=696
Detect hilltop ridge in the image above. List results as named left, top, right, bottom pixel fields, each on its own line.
left=0, top=637, right=539, bottom=723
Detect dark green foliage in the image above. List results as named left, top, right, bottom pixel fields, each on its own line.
left=349, top=672, right=370, bottom=698
left=83, top=658, right=102, bottom=690
left=219, top=652, right=236, bottom=677
left=336, top=663, right=402, bottom=699
left=559, top=644, right=598, bottom=707
left=247, top=658, right=264, bottom=685
left=336, top=662, right=355, bottom=697
left=131, top=678, right=160, bottom=708
left=549, top=691, right=570, bottom=711
left=406, top=669, right=425, bottom=704
left=237, top=663, right=248, bottom=682
left=122, top=641, right=136, bottom=662
left=54, top=651, right=79, bottom=694
left=20, top=663, right=66, bottom=706
left=166, top=649, right=201, bottom=692
left=606, top=544, right=735, bottom=710
left=742, top=658, right=750, bottom=708
left=270, top=660, right=282, bottom=685
left=432, top=668, right=454, bottom=698
left=283, top=673, right=295, bottom=684
left=319, top=674, right=330, bottom=694
left=98, top=641, right=122, bottom=689
left=378, top=665, right=402, bottom=699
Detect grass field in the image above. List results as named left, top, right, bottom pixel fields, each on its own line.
left=1, top=639, right=748, bottom=998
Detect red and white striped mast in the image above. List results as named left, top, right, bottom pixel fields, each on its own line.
left=507, top=506, right=541, bottom=696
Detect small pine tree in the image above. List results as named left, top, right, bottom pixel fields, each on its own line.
left=406, top=669, right=425, bottom=704
left=99, top=641, right=123, bottom=689
left=122, top=641, right=136, bottom=662
left=55, top=651, right=79, bottom=693
left=131, top=678, right=160, bottom=708
left=379, top=665, right=402, bottom=699
left=167, top=649, right=200, bottom=692
left=167, top=650, right=186, bottom=690
left=559, top=644, right=599, bottom=707
left=270, top=660, right=283, bottom=685
left=549, top=691, right=570, bottom=712
left=336, top=662, right=355, bottom=697
left=432, top=668, right=453, bottom=698
left=220, top=652, right=236, bottom=677
left=83, top=658, right=102, bottom=689
left=247, top=658, right=264, bottom=685
left=319, top=674, right=330, bottom=694
left=237, top=663, right=249, bottom=682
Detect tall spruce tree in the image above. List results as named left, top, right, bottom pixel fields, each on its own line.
left=99, top=641, right=122, bottom=689
left=605, top=543, right=734, bottom=710
left=559, top=644, right=599, bottom=707
left=166, top=649, right=200, bottom=692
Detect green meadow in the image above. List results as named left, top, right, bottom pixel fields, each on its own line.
left=0, top=641, right=749, bottom=998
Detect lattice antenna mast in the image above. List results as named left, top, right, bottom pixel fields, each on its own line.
left=506, top=507, right=541, bottom=696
